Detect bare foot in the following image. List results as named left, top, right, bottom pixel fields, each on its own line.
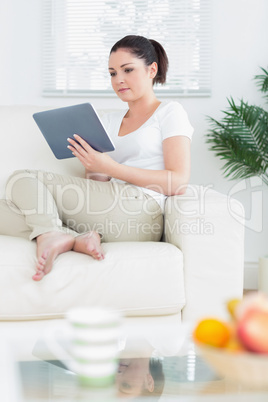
left=33, top=232, right=75, bottom=281
left=73, top=231, right=104, bottom=260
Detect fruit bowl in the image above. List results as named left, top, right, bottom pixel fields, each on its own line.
left=193, top=293, right=268, bottom=389
left=196, top=343, right=268, bottom=389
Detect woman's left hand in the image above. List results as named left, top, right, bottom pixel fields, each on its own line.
left=67, top=134, right=115, bottom=175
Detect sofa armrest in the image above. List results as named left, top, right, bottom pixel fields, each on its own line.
left=163, top=185, right=245, bottom=322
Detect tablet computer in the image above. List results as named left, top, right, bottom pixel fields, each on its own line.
left=33, top=103, right=115, bottom=159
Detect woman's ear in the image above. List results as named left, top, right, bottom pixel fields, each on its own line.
left=145, top=373, right=155, bottom=392
left=149, top=62, right=158, bottom=80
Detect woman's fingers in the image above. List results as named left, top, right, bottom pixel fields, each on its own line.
left=67, top=135, right=90, bottom=155
left=67, top=135, right=99, bottom=170
left=67, top=134, right=114, bottom=175
left=73, top=134, right=88, bottom=148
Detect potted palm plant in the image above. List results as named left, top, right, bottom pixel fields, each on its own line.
left=206, top=67, right=268, bottom=185
left=206, top=67, right=268, bottom=294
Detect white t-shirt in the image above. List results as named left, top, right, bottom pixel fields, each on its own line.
left=101, top=101, right=194, bottom=210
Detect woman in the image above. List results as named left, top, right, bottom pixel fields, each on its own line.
left=2, top=35, right=193, bottom=281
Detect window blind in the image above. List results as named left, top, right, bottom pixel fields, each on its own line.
left=42, top=0, right=211, bottom=97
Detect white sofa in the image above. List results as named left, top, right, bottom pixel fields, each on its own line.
left=0, top=105, right=245, bottom=334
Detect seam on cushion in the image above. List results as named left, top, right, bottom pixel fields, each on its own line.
left=0, top=302, right=185, bottom=321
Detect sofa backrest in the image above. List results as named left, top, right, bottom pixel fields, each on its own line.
left=0, top=106, right=112, bottom=198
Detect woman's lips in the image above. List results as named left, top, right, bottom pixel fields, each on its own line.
left=119, top=88, right=129, bottom=93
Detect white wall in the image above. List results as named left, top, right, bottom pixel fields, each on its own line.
left=0, top=0, right=267, bottom=263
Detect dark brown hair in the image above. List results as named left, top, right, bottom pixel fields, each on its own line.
left=110, top=35, right=169, bottom=85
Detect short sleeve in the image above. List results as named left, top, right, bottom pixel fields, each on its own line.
left=158, top=102, right=194, bottom=141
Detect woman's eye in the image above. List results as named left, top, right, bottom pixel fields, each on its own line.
left=110, top=72, right=116, bottom=77
left=122, top=382, right=131, bottom=390
left=125, top=68, right=133, bottom=73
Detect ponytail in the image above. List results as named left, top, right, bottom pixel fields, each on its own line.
left=149, top=39, right=169, bottom=85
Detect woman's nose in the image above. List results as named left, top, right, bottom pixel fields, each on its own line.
left=115, top=73, right=124, bottom=84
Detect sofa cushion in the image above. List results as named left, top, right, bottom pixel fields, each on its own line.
left=0, top=235, right=185, bottom=320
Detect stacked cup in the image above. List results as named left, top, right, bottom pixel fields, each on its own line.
left=66, top=307, right=122, bottom=387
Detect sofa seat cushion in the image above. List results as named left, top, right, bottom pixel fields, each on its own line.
left=0, top=235, right=185, bottom=320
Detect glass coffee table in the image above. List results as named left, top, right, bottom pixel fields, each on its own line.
left=2, top=320, right=268, bottom=401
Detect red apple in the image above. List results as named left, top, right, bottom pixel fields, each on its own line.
left=234, top=292, right=268, bottom=321
left=237, top=309, right=268, bottom=354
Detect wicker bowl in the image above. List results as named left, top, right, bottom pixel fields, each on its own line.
left=196, top=344, right=268, bottom=389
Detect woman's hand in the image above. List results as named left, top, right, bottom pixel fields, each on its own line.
left=67, top=134, right=115, bottom=175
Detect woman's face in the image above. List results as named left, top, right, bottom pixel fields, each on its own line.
left=108, top=49, right=157, bottom=103
left=115, top=358, right=154, bottom=398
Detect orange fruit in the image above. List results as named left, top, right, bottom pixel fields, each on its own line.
left=224, top=336, right=244, bottom=352
left=226, top=298, right=241, bottom=319
left=193, top=318, right=231, bottom=348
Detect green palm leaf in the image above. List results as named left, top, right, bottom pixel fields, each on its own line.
left=206, top=97, right=268, bottom=184
left=255, top=67, right=268, bottom=101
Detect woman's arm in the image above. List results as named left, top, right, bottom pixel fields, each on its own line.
left=68, top=134, right=191, bottom=196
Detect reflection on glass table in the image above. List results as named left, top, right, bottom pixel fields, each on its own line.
left=15, top=323, right=267, bottom=401
left=20, top=349, right=219, bottom=400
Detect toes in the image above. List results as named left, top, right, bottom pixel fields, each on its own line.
left=37, top=250, right=48, bottom=266
left=36, top=258, right=45, bottom=271
left=72, top=232, right=105, bottom=260
left=97, top=251, right=105, bottom=260
left=87, top=245, right=104, bottom=260
left=93, top=251, right=105, bottom=260
left=34, top=250, right=50, bottom=280
left=32, top=269, right=45, bottom=281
